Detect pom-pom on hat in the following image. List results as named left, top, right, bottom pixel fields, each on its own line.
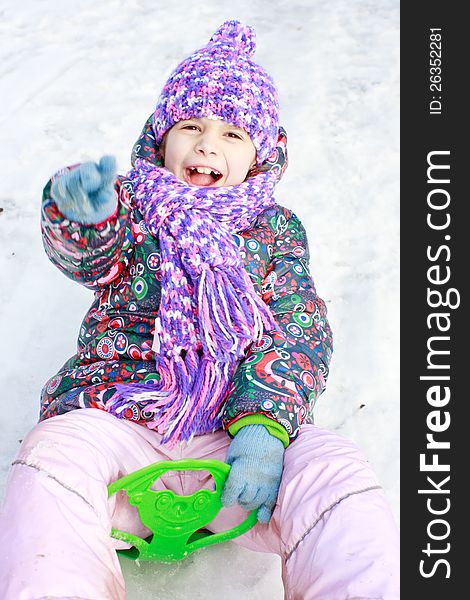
left=153, top=20, right=280, bottom=165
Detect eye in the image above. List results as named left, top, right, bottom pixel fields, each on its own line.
left=226, top=132, right=243, bottom=140
left=181, top=123, right=200, bottom=131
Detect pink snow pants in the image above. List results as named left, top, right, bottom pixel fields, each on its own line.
left=0, top=409, right=399, bottom=599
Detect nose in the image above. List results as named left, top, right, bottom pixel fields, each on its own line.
left=195, top=131, right=219, bottom=156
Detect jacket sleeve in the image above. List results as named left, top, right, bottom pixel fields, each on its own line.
left=222, top=207, right=333, bottom=444
left=41, top=166, right=133, bottom=289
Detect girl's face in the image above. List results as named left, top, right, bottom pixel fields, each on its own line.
left=161, top=117, right=257, bottom=187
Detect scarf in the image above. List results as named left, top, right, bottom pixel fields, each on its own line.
left=109, top=158, right=279, bottom=445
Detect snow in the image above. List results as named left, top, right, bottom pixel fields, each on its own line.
left=0, top=0, right=399, bottom=597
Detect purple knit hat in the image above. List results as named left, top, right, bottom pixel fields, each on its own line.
left=152, top=20, right=280, bottom=165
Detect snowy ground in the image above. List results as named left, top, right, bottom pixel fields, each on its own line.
left=0, top=0, right=399, bottom=597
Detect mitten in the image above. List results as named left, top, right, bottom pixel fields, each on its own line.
left=222, top=424, right=285, bottom=523
left=50, top=155, right=118, bottom=224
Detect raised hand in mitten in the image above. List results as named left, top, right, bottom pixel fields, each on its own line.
left=50, top=155, right=117, bottom=224
left=221, top=424, right=285, bottom=524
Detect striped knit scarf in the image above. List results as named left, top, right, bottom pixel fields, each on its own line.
left=109, top=158, right=279, bottom=445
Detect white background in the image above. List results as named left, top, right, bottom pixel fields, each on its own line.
left=0, top=0, right=399, bottom=597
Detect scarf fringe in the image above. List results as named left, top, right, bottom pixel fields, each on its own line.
left=197, top=266, right=271, bottom=359
left=109, top=353, right=237, bottom=447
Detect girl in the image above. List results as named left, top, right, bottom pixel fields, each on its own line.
left=0, top=20, right=399, bottom=599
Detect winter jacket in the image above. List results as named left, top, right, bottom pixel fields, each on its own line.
left=39, top=123, right=333, bottom=445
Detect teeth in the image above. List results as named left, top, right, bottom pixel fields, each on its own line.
left=191, top=167, right=220, bottom=176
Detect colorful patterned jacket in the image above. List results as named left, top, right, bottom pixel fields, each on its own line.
left=40, top=121, right=333, bottom=446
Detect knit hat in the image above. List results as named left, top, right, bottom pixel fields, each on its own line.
left=152, top=20, right=279, bottom=165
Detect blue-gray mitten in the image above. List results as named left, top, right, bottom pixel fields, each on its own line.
left=222, top=424, right=285, bottom=523
left=50, top=155, right=117, bottom=224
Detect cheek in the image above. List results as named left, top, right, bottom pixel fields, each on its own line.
left=224, top=163, right=252, bottom=186
left=161, top=132, right=188, bottom=174
left=230, top=149, right=256, bottom=175
left=163, top=146, right=181, bottom=175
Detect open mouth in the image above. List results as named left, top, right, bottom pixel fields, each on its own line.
left=184, top=166, right=223, bottom=187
